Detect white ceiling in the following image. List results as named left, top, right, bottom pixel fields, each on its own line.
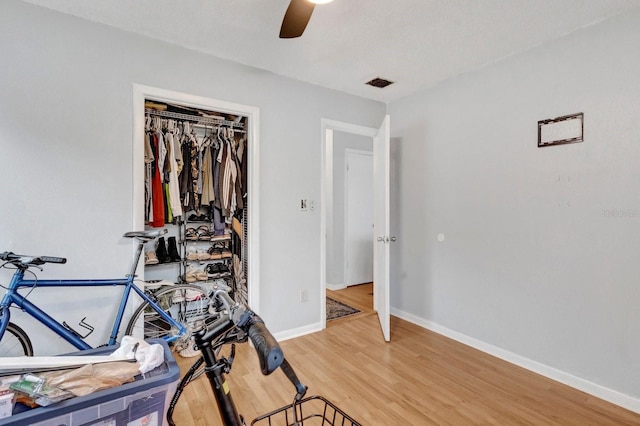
left=22, top=0, right=640, bottom=103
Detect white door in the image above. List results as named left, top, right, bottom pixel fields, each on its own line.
left=345, top=150, right=374, bottom=286
left=373, top=115, right=391, bottom=341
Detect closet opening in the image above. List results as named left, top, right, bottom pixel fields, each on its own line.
left=132, top=85, right=260, bottom=314
left=142, top=99, right=249, bottom=305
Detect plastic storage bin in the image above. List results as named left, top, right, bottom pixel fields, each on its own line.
left=0, top=339, right=179, bottom=426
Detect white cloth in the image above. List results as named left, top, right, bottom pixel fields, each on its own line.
left=110, top=336, right=165, bottom=374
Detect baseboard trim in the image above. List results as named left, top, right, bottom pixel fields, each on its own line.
left=274, top=321, right=323, bottom=342
left=326, top=283, right=347, bottom=291
left=391, top=307, right=640, bottom=414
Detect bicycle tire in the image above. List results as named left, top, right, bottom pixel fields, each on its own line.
left=0, top=322, right=34, bottom=356
left=125, top=284, right=218, bottom=350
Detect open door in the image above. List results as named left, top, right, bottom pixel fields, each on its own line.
left=373, top=115, right=391, bottom=341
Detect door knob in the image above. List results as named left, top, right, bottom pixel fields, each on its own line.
left=377, top=236, right=384, bottom=242
left=390, top=236, right=397, bottom=242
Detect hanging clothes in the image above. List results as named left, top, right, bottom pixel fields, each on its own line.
left=217, top=130, right=238, bottom=219
left=200, top=142, right=216, bottom=206
left=144, top=131, right=155, bottom=224
left=149, top=131, right=165, bottom=227
left=145, top=110, right=247, bottom=229
left=165, top=130, right=183, bottom=218
left=189, top=133, right=202, bottom=214
left=179, top=129, right=193, bottom=211
left=211, top=134, right=225, bottom=235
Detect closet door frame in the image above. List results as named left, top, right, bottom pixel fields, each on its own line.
left=132, top=84, right=261, bottom=312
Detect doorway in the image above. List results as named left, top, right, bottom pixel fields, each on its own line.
left=344, top=149, right=373, bottom=287
left=321, top=117, right=390, bottom=340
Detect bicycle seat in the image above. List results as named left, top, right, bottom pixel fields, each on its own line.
left=123, top=229, right=167, bottom=242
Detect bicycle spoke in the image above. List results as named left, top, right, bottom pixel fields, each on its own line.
left=125, top=284, right=218, bottom=349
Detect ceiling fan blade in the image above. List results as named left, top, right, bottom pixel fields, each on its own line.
left=280, top=0, right=316, bottom=39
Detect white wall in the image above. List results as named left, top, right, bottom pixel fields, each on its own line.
left=0, top=0, right=385, bottom=354
left=327, top=132, right=372, bottom=288
left=388, top=9, right=640, bottom=404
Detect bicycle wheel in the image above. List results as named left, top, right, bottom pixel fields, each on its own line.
left=125, top=284, right=218, bottom=349
left=0, top=322, right=33, bottom=356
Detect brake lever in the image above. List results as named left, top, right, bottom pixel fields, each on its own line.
left=227, top=343, right=236, bottom=367
left=279, top=359, right=308, bottom=401
left=20, top=261, right=43, bottom=272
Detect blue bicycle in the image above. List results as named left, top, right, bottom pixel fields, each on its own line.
left=0, top=229, right=215, bottom=356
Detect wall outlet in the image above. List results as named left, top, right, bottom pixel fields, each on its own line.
left=300, top=289, right=308, bottom=302
left=299, top=199, right=308, bottom=211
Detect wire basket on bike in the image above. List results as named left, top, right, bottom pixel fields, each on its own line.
left=251, top=395, right=361, bottom=426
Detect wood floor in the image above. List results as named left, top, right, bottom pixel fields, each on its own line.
left=326, top=282, right=375, bottom=326
left=172, top=284, right=640, bottom=425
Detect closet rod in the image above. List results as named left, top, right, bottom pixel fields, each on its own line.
left=190, top=123, right=246, bottom=134
left=145, top=108, right=246, bottom=130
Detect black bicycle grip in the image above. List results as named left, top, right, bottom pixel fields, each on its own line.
left=248, top=319, right=284, bottom=375
left=0, top=252, right=22, bottom=261
left=38, top=256, right=67, bottom=264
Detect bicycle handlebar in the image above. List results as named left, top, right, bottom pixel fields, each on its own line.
left=211, top=290, right=284, bottom=375
left=184, top=288, right=309, bottom=425
left=38, top=256, right=67, bottom=264
left=247, top=318, right=284, bottom=375
left=0, top=251, right=67, bottom=266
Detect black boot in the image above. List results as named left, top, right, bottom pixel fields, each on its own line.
left=156, top=237, right=170, bottom=263
left=167, top=236, right=181, bottom=262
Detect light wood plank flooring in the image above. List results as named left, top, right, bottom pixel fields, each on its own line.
left=172, top=285, right=640, bottom=425
left=327, top=283, right=375, bottom=326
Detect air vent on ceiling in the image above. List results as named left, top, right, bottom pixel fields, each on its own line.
left=366, top=77, right=394, bottom=88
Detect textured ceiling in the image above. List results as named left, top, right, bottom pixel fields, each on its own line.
left=21, top=0, right=640, bottom=103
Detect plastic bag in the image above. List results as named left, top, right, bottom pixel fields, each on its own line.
left=110, top=336, right=165, bottom=374
left=39, top=337, right=166, bottom=399
left=41, top=361, right=140, bottom=397
left=10, top=374, right=75, bottom=406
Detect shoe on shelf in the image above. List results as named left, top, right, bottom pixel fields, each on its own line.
left=145, top=279, right=174, bottom=289
left=197, top=249, right=210, bottom=261
left=207, top=246, right=221, bottom=260
left=186, top=288, right=204, bottom=301
left=173, top=287, right=203, bottom=303
left=172, top=289, right=185, bottom=303
left=197, top=225, right=212, bottom=241
left=195, top=268, right=208, bottom=281
left=186, top=247, right=199, bottom=261
left=188, top=213, right=210, bottom=222
left=185, top=267, right=198, bottom=283
left=185, top=227, right=198, bottom=241
left=205, top=263, right=219, bottom=277
left=156, top=237, right=170, bottom=263
left=167, top=236, right=181, bottom=262
left=145, top=251, right=159, bottom=265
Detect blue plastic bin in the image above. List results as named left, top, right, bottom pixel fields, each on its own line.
left=0, top=339, right=179, bottom=426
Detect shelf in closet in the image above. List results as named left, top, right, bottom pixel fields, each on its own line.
left=144, top=260, right=182, bottom=267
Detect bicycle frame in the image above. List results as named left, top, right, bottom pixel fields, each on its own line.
left=167, top=291, right=308, bottom=426
left=196, top=314, right=243, bottom=425
left=0, top=233, right=187, bottom=351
